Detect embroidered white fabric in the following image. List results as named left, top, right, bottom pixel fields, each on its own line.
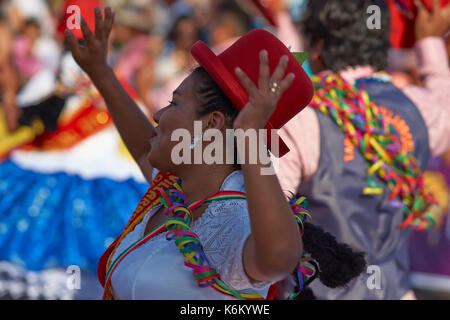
left=110, top=170, right=274, bottom=299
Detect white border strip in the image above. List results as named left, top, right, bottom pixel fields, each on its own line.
left=410, top=272, right=450, bottom=292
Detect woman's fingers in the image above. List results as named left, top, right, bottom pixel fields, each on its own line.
left=270, top=55, right=289, bottom=84
left=278, top=73, right=295, bottom=97
left=414, top=0, right=429, bottom=22
left=66, top=30, right=82, bottom=59
left=94, top=6, right=105, bottom=41
left=235, top=67, right=258, bottom=97
left=258, top=50, right=270, bottom=92
left=80, top=16, right=95, bottom=45
left=431, top=0, right=440, bottom=15
left=236, top=53, right=294, bottom=103
left=104, top=7, right=115, bottom=39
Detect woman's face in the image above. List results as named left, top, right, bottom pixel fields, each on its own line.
left=147, top=73, right=200, bottom=172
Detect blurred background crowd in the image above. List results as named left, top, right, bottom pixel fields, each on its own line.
left=0, top=0, right=310, bottom=133
left=0, top=0, right=448, bottom=299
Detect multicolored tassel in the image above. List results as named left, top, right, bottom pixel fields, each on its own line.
left=310, top=73, right=439, bottom=231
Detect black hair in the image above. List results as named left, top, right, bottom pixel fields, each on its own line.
left=24, top=18, right=40, bottom=29
left=167, top=15, right=199, bottom=43
left=292, top=222, right=367, bottom=299
left=191, top=66, right=240, bottom=169
left=301, top=0, right=391, bottom=72
left=191, top=66, right=239, bottom=128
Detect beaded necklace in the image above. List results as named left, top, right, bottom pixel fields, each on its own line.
left=310, top=72, right=440, bottom=230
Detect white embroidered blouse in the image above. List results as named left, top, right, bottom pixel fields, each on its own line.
left=110, top=170, right=274, bottom=299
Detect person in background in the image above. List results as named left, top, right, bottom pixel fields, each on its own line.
left=276, top=0, right=450, bottom=300
left=387, top=0, right=446, bottom=89
left=145, top=15, right=199, bottom=113
left=66, top=6, right=367, bottom=301
left=12, top=19, right=43, bottom=84
left=147, top=0, right=252, bottom=114
left=151, top=0, right=194, bottom=36
left=112, top=0, right=161, bottom=114
left=69, top=6, right=306, bottom=300
left=207, top=0, right=252, bottom=50
left=10, top=17, right=62, bottom=130
left=0, top=0, right=20, bottom=132
left=154, top=15, right=199, bottom=84
left=7, top=0, right=55, bottom=36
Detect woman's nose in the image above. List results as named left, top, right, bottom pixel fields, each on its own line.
left=152, top=107, right=165, bottom=124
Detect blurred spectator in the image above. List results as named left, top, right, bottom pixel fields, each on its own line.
left=0, top=0, right=19, bottom=132
left=276, top=0, right=450, bottom=300
left=112, top=0, right=159, bottom=88
left=142, top=14, right=200, bottom=115
left=12, top=19, right=43, bottom=82
left=152, top=15, right=199, bottom=89
left=146, top=0, right=253, bottom=114
left=12, top=18, right=61, bottom=108
left=207, top=0, right=252, bottom=49
left=7, top=0, right=55, bottom=36
left=108, top=0, right=165, bottom=116
left=151, top=0, right=194, bottom=36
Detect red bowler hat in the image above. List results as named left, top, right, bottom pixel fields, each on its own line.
left=191, top=29, right=314, bottom=157
left=389, top=0, right=450, bottom=49
left=57, top=0, right=103, bottom=40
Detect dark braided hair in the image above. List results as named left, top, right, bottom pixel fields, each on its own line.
left=191, top=66, right=239, bottom=125
left=301, top=0, right=391, bottom=72
left=293, top=223, right=367, bottom=299
left=190, top=66, right=367, bottom=299
left=191, top=66, right=240, bottom=168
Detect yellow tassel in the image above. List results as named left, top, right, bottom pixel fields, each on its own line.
left=368, top=159, right=384, bottom=175
left=363, top=188, right=383, bottom=195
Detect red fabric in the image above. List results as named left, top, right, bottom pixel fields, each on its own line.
left=57, top=0, right=103, bottom=40
left=389, top=0, right=450, bottom=49
left=266, top=283, right=278, bottom=300
left=97, top=238, right=118, bottom=287
left=190, top=29, right=314, bottom=157
left=97, top=171, right=179, bottom=288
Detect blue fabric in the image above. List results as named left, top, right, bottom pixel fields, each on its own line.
left=0, top=160, right=148, bottom=273
left=303, top=61, right=313, bottom=77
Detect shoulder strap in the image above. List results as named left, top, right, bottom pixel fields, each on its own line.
left=97, top=171, right=179, bottom=287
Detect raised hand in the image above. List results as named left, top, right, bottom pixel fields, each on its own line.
left=66, top=7, right=115, bottom=76
left=233, top=50, right=295, bottom=130
left=414, top=0, right=450, bottom=40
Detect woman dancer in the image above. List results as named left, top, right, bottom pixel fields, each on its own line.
left=66, top=7, right=365, bottom=300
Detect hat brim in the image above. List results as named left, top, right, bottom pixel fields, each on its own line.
left=191, top=41, right=289, bottom=157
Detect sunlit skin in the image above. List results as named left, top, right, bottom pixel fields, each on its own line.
left=66, top=7, right=302, bottom=285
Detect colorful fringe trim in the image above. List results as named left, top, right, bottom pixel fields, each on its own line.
left=310, top=73, right=439, bottom=231
left=102, top=180, right=316, bottom=300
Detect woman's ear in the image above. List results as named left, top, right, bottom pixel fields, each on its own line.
left=204, top=110, right=227, bottom=131
left=308, top=38, right=324, bottom=60
left=308, top=38, right=326, bottom=74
